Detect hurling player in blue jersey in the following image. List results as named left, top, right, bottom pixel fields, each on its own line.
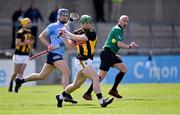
left=14, top=8, right=77, bottom=103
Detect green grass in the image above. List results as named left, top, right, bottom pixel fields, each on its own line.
left=0, top=84, right=180, bottom=114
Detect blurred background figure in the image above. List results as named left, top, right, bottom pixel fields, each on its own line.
left=9, top=18, right=34, bottom=92
left=25, top=1, right=44, bottom=49
left=110, top=0, right=124, bottom=22
left=93, top=0, right=106, bottom=22
left=11, top=5, right=26, bottom=49
left=48, top=5, right=59, bottom=23
left=145, top=51, right=156, bottom=69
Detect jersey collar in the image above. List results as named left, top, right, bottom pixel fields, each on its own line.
left=118, top=24, right=123, bottom=30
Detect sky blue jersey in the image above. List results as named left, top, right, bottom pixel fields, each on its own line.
left=44, top=21, right=66, bottom=55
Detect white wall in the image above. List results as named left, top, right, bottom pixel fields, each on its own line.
left=0, top=59, right=36, bottom=87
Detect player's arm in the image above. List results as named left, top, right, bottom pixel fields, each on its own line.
left=113, top=31, right=130, bottom=49
left=60, top=28, right=88, bottom=42
left=117, top=41, right=138, bottom=49
left=39, top=30, right=54, bottom=51
left=61, top=36, right=76, bottom=50
left=113, top=28, right=138, bottom=49
left=117, top=41, right=131, bottom=49
left=39, top=30, right=51, bottom=47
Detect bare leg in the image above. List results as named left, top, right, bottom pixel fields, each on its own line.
left=56, top=71, right=83, bottom=106
left=80, top=65, right=114, bottom=107
left=8, top=64, right=20, bottom=92
left=10, top=64, right=21, bottom=81
left=18, top=64, right=26, bottom=78
left=81, top=65, right=101, bottom=94
left=56, top=65, right=114, bottom=107
left=83, top=69, right=107, bottom=97
left=98, top=70, right=107, bottom=80
left=14, top=63, right=54, bottom=93
left=65, top=71, right=86, bottom=94
left=53, top=60, right=70, bottom=89
left=25, top=63, right=54, bottom=82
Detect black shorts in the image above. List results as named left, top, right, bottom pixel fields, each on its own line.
left=46, top=52, right=63, bottom=65
left=99, top=47, right=123, bottom=71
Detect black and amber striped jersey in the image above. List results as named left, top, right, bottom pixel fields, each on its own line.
left=15, top=28, right=33, bottom=55
left=73, top=28, right=97, bottom=60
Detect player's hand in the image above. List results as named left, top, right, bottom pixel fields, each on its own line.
left=59, top=27, right=67, bottom=37
left=47, top=45, right=54, bottom=51
left=129, top=41, right=138, bottom=48
left=59, top=30, right=65, bottom=36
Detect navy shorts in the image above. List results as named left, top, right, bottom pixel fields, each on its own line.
left=46, top=52, right=63, bottom=65
left=99, top=47, right=123, bottom=71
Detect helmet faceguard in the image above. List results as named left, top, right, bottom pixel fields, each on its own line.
left=57, top=8, right=69, bottom=20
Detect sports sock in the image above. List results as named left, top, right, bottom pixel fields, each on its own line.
left=10, top=80, right=13, bottom=86
left=8, top=81, right=13, bottom=91
left=111, top=72, right=125, bottom=91
left=96, top=93, right=103, bottom=99
left=86, top=83, right=93, bottom=94
left=99, top=98, right=104, bottom=104
left=21, top=79, right=25, bottom=83
left=96, top=93, right=103, bottom=104
left=58, top=91, right=69, bottom=99
left=62, top=91, right=69, bottom=97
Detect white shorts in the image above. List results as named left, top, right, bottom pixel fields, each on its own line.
left=75, top=58, right=92, bottom=71
left=13, top=55, right=29, bottom=64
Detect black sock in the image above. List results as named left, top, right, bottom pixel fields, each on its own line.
left=21, top=79, right=25, bottom=83
left=111, top=72, right=125, bottom=91
left=96, top=93, right=103, bottom=100
left=10, top=81, right=13, bottom=85
left=86, top=83, right=93, bottom=94
left=86, top=76, right=102, bottom=95
left=62, top=91, right=69, bottom=97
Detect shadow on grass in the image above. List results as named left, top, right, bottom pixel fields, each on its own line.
left=123, top=98, right=156, bottom=101
left=31, top=90, right=50, bottom=93
left=64, top=103, right=115, bottom=108
left=64, top=103, right=96, bottom=107
left=34, top=102, right=112, bottom=108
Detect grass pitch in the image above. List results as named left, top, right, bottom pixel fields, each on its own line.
left=0, top=84, right=180, bottom=114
